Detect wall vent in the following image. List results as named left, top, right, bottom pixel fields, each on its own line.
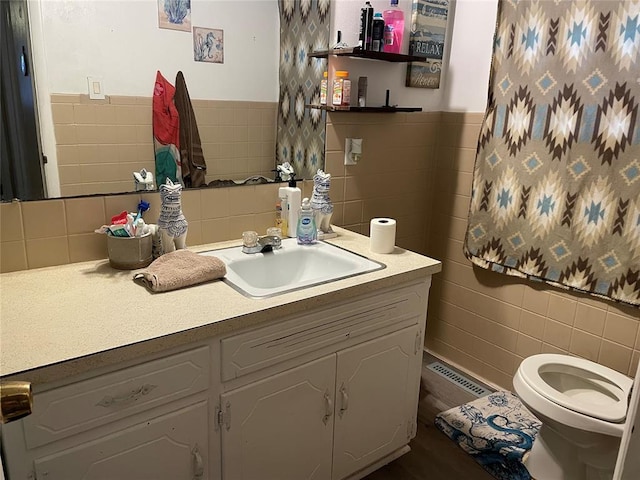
left=426, top=361, right=492, bottom=397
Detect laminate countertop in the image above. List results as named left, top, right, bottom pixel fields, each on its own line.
left=0, top=228, right=441, bottom=385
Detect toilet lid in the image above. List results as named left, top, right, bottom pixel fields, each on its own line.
left=519, top=354, right=633, bottom=423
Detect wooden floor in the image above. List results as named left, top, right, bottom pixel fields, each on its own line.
left=363, top=355, right=494, bottom=480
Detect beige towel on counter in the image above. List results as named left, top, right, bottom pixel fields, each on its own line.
left=134, top=249, right=226, bottom=292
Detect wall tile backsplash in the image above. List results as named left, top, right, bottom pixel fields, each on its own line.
left=51, top=94, right=277, bottom=197
left=1, top=111, right=638, bottom=390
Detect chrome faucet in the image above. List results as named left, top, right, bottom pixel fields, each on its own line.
left=242, top=235, right=282, bottom=254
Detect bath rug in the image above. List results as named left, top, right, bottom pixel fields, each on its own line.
left=435, top=390, right=541, bottom=480
left=464, top=0, right=640, bottom=307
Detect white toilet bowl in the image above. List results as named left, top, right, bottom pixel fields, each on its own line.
left=513, top=353, right=633, bottom=480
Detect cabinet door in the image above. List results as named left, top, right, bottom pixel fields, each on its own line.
left=332, top=326, right=420, bottom=480
left=221, top=355, right=336, bottom=480
left=33, top=402, right=209, bottom=480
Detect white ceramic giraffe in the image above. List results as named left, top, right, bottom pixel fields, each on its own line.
left=311, top=169, right=334, bottom=235
left=157, top=179, right=188, bottom=254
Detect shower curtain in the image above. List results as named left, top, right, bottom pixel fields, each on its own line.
left=464, top=0, right=640, bottom=307
left=276, top=0, right=329, bottom=180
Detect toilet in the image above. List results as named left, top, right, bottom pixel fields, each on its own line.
left=513, top=353, right=633, bottom=480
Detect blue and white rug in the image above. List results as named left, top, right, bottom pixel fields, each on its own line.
left=435, top=391, right=541, bottom=480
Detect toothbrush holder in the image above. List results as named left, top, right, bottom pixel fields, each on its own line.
left=107, top=233, right=153, bottom=270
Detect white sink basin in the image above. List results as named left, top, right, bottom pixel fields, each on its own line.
left=201, top=238, right=385, bottom=298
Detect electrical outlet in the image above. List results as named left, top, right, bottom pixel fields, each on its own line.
left=344, top=138, right=362, bottom=165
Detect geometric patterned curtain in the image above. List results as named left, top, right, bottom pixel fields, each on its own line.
left=276, top=0, right=329, bottom=180
left=464, top=0, right=640, bottom=307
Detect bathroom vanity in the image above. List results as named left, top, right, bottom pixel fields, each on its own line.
left=0, top=228, right=441, bottom=480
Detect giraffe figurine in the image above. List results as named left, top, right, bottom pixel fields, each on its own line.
left=157, top=179, right=188, bottom=254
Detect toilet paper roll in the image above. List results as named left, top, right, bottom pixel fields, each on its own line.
left=370, top=218, right=396, bottom=254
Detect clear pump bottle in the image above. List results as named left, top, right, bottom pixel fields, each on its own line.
left=296, top=198, right=317, bottom=244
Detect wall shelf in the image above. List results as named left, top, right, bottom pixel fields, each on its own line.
left=307, top=104, right=422, bottom=113
left=309, top=48, right=425, bottom=114
left=309, top=47, right=427, bottom=63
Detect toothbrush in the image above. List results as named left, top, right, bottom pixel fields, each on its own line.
left=134, top=200, right=150, bottom=223
left=126, top=213, right=136, bottom=236
left=131, top=200, right=150, bottom=236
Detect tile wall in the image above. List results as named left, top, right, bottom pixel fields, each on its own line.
left=1, top=111, right=638, bottom=390
left=51, top=95, right=277, bottom=197
left=324, top=111, right=440, bottom=254
left=0, top=111, right=438, bottom=271
left=426, top=112, right=640, bottom=389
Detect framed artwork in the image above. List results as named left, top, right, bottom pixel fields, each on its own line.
left=193, top=27, right=224, bottom=64
left=406, top=0, right=450, bottom=89
left=158, top=0, right=191, bottom=32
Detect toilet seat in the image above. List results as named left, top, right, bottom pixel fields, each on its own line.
left=518, top=354, right=633, bottom=423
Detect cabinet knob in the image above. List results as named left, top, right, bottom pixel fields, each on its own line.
left=0, top=381, right=32, bottom=423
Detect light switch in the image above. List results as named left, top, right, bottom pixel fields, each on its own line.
left=87, top=76, right=105, bottom=100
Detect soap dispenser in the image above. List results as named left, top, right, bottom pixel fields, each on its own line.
left=297, top=198, right=317, bottom=244
left=282, top=174, right=301, bottom=238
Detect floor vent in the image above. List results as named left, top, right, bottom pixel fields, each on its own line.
left=426, top=361, right=492, bottom=397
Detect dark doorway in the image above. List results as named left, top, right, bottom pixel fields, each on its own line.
left=1, top=0, right=46, bottom=201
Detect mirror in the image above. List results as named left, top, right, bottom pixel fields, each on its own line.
left=2, top=0, right=327, bottom=201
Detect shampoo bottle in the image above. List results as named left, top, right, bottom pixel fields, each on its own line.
left=372, top=12, right=385, bottom=52
left=282, top=175, right=301, bottom=238
left=297, top=198, right=317, bottom=244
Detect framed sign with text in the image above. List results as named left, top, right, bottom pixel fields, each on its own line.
left=406, top=0, right=450, bottom=89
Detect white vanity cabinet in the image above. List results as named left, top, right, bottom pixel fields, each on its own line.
left=217, top=280, right=429, bottom=480
left=219, top=325, right=420, bottom=480
left=2, top=346, right=214, bottom=480
left=2, top=278, right=432, bottom=480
